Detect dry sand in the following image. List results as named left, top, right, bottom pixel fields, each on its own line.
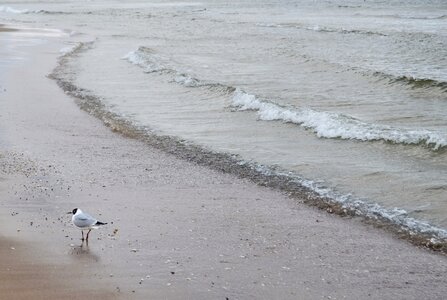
left=0, top=29, right=446, bottom=300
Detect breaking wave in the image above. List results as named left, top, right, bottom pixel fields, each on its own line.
left=231, top=90, right=446, bottom=150
left=371, top=71, right=447, bottom=91
left=59, top=43, right=83, bottom=57
left=124, top=47, right=447, bottom=151
left=123, top=47, right=169, bottom=74
left=123, top=47, right=234, bottom=92
left=0, top=6, right=69, bottom=15
left=0, top=6, right=29, bottom=14
left=257, top=22, right=388, bottom=36
left=259, top=166, right=447, bottom=242
left=367, top=13, right=447, bottom=20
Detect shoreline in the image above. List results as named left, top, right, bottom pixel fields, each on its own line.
left=53, top=42, right=447, bottom=253
left=1, top=25, right=447, bottom=299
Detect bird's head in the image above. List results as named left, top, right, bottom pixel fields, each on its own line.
left=67, top=208, right=79, bottom=215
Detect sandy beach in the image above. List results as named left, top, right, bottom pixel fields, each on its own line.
left=0, top=26, right=447, bottom=300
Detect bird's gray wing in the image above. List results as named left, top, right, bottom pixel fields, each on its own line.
left=73, top=213, right=97, bottom=228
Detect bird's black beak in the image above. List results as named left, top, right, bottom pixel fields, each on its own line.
left=67, top=211, right=73, bottom=214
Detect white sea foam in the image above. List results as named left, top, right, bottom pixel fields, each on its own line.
left=57, top=43, right=84, bottom=59
left=257, top=22, right=386, bottom=36
left=0, top=6, right=29, bottom=14
left=298, top=174, right=447, bottom=241
left=122, top=50, right=167, bottom=73
left=67, top=30, right=79, bottom=37
left=248, top=163, right=447, bottom=241
left=0, top=6, right=62, bottom=14
left=231, top=89, right=447, bottom=150
left=59, top=45, right=77, bottom=56
left=174, top=74, right=201, bottom=87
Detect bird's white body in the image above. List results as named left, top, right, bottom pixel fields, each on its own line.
left=70, top=208, right=107, bottom=241
left=72, top=208, right=100, bottom=230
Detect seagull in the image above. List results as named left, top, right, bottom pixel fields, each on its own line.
left=68, top=208, right=107, bottom=241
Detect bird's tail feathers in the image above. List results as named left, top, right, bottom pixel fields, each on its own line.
left=95, top=221, right=107, bottom=226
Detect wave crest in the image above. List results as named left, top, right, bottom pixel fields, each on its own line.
left=123, top=47, right=235, bottom=93
left=0, top=6, right=29, bottom=14
left=372, top=71, right=447, bottom=91
left=59, top=43, right=83, bottom=57
left=0, top=6, right=69, bottom=14
left=257, top=22, right=388, bottom=36
left=231, top=89, right=447, bottom=150
left=123, top=47, right=169, bottom=73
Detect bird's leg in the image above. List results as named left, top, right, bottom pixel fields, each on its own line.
left=81, top=230, right=84, bottom=241
left=86, top=229, right=92, bottom=241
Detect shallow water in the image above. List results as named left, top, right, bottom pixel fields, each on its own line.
left=1, top=0, right=446, bottom=238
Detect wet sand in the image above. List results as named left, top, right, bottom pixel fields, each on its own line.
left=0, top=29, right=446, bottom=299
left=0, top=28, right=18, bottom=32
left=0, top=236, right=117, bottom=300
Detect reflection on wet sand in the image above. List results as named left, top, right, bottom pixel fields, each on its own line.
left=0, top=26, right=19, bottom=32
left=69, top=241, right=100, bottom=262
